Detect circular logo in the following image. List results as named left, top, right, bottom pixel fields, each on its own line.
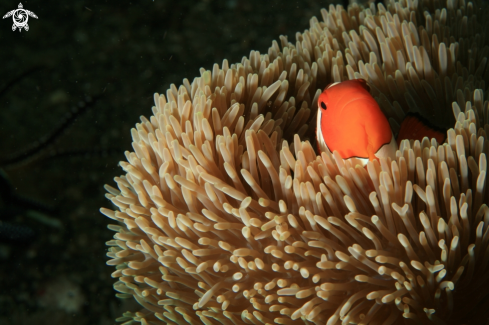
left=2, top=3, right=38, bottom=32
left=13, top=10, right=28, bottom=28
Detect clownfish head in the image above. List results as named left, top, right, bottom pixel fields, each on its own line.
left=316, top=79, right=397, bottom=166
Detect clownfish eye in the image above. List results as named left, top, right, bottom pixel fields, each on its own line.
left=320, top=101, right=327, bottom=110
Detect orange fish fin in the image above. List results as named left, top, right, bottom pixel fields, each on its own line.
left=352, top=78, right=370, bottom=92
left=366, top=143, right=376, bottom=161
left=397, top=113, right=446, bottom=146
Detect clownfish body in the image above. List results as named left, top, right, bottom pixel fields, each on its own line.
left=316, top=79, right=397, bottom=166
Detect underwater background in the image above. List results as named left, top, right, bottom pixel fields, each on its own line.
left=0, top=0, right=339, bottom=324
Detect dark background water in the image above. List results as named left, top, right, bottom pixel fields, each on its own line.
left=0, top=0, right=336, bottom=324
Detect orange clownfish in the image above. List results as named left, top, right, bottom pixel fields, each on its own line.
left=316, top=79, right=397, bottom=167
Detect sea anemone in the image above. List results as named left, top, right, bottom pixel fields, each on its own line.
left=101, top=0, right=489, bottom=324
